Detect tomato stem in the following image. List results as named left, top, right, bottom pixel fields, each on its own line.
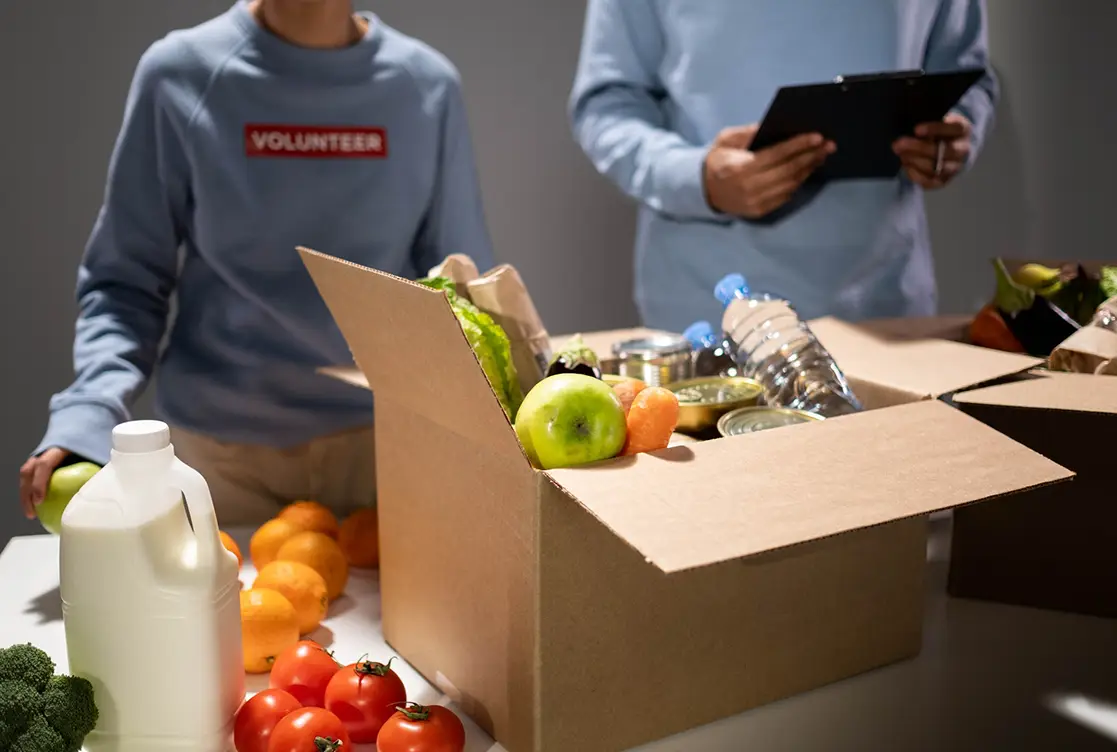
left=394, top=701, right=431, bottom=722
left=314, top=737, right=344, bottom=751
left=355, top=656, right=395, bottom=677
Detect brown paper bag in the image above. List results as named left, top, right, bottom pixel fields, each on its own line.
left=466, top=265, right=552, bottom=396
left=1049, top=296, right=1117, bottom=375
left=427, top=254, right=480, bottom=300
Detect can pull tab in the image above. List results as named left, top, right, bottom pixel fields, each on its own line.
left=171, top=458, right=220, bottom=571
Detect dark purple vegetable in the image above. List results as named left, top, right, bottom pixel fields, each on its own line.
left=1001, top=296, right=1080, bottom=357
left=545, top=334, right=603, bottom=379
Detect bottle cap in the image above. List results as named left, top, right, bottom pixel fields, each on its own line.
left=714, top=273, right=750, bottom=305
left=112, top=420, right=171, bottom=453
left=683, top=320, right=716, bottom=348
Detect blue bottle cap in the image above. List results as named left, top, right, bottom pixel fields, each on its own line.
left=683, top=320, right=716, bottom=349
left=714, top=273, right=750, bottom=306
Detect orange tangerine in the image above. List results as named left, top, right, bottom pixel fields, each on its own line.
left=254, top=560, right=330, bottom=635
left=250, top=518, right=304, bottom=571
left=278, top=501, right=340, bottom=538
left=338, top=508, right=379, bottom=569
left=240, top=588, right=300, bottom=673
left=276, top=532, right=350, bottom=601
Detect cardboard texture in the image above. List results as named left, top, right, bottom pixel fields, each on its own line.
left=810, top=316, right=1043, bottom=408
left=818, top=315, right=1117, bottom=618
left=300, top=248, right=1074, bottom=751
left=949, top=371, right=1117, bottom=617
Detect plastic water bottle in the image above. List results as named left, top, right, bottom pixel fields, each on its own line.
left=683, top=320, right=739, bottom=378
left=714, top=273, right=862, bottom=417
left=60, top=420, right=245, bottom=752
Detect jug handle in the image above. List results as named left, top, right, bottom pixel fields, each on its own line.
left=171, top=457, right=220, bottom=569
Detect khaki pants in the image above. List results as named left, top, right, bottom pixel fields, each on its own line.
left=170, top=425, right=376, bottom=528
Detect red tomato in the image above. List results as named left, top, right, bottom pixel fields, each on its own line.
left=268, top=707, right=350, bottom=752
left=270, top=641, right=340, bottom=708
left=233, top=689, right=302, bottom=752
left=323, top=657, right=408, bottom=743
left=376, top=703, right=466, bottom=752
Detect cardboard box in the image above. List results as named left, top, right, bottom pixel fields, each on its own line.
left=949, top=372, right=1117, bottom=617
left=300, top=249, right=1072, bottom=752
left=808, top=317, right=1046, bottom=409
left=811, top=317, right=1117, bottom=618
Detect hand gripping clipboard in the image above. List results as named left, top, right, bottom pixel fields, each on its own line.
left=749, top=67, right=986, bottom=181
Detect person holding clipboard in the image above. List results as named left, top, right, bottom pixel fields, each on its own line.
left=569, top=0, right=998, bottom=331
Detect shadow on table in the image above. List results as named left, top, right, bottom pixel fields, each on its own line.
left=24, top=585, right=62, bottom=624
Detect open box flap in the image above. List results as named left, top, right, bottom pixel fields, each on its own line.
left=544, top=400, right=1072, bottom=574
left=810, top=317, right=1044, bottom=399
left=299, top=248, right=524, bottom=458
left=955, top=370, right=1117, bottom=415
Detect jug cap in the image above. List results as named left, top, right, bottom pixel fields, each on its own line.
left=113, top=420, right=171, bottom=453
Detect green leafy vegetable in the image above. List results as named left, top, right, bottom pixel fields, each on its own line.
left=1101, top=267, right=1117, bottom=301
left=419, top=276, right=523, bottom=421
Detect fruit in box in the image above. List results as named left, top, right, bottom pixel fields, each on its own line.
left=514, top=374, right=627, bottom=469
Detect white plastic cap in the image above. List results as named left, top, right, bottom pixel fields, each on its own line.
left=112, top=420, right=171, bottom=453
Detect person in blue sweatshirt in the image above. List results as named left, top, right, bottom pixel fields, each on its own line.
left=569, top=0, right=998, bottom=333
left=19, top=0, right=493, bottom=525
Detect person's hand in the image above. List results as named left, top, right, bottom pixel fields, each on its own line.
left=892, top=113, right=972, bottom=190
left=704, top=124, right=835, bottom=219
left=19, top=448, right=69, bottom=519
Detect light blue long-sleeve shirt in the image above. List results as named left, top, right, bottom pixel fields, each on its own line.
left=35, top=1, right=494, bottom=464
left=570, top=0, right=998, bottom=332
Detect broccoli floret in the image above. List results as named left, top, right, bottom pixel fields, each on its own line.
left=0, top=678, right=43, bottom=737
left=0, top=643, right=55, bottom=692
left=0, top=645, right=100, bottom=752
left=43, top=675, right=98, bottom=751
left=10, top=715, right=65, bottom=752
left=0, top=718, right=14, bottom=750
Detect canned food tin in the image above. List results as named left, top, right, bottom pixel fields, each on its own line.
left=717, top=406, right=823, bottom=437
left=667, top=377, right=764, bottom=434
left=605, top=334, right=694, bottom=387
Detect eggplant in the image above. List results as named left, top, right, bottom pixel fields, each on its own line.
left=546, top=334, right=603, bottom=379
left=992, top=258, right=1080, bottom=356
left=1001, top=296, right=1080, bottom=357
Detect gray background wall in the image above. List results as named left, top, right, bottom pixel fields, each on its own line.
left=2, top=1, right=1115, bottom=544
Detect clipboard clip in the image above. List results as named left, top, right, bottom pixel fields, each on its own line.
left=833, top=69, right=925, bottom=86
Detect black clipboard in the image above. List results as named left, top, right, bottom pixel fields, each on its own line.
left=750, top=67, right=986, bottom=181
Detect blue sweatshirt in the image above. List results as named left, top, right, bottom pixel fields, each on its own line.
left=570, top=0, right=998, bottom=332
left=35, top=2, right=494, bottom=465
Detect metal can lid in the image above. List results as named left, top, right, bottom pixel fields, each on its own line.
left=668, top=377, right=763, bottom=406
left=717, top=406, right=823, bottom=437
left=612, top=334, right=692, bottom=359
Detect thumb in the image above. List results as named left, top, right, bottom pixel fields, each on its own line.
left=715, top=124, right=759, bottom=150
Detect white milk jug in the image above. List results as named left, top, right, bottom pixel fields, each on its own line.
left=60, top=420, right=244, bottom=752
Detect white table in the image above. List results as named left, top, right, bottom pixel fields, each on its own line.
left=2, top=517, right=1115, bottom=752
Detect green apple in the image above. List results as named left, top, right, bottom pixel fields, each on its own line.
left=514, top=374, right=627, bottom=469
left=37, top=462, right=101, bottom=535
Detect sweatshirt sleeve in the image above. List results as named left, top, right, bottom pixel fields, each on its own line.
left=569, top=0, right=726, bottom=223
left=411, top=72, right=496, bottom=276
left=34, top=41, right=190, bottom=465
left=924, top=0, right=1000, bottom=166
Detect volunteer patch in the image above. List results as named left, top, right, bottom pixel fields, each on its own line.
left=244, top=125, right=388, bottom=158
